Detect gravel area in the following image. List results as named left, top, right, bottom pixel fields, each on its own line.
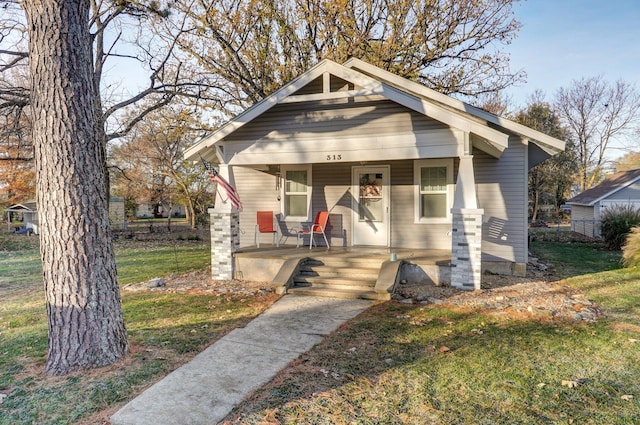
left=393, top=262, right=603, bottom=322
left=123, top=268, right=276, bottom=297
left=124, top=262, right=603, bottom=322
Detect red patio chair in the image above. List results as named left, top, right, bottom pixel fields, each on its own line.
left=297, top=211, right=330, bottom=249
left=255, top=211, right=279, bottom=248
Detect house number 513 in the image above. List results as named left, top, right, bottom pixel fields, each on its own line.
left=326, top=154, right=342, bottom=161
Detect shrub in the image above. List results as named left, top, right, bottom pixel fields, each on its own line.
left=622, top=226, right=640, bottom=268
left=600, top=204, right=640, bottom=250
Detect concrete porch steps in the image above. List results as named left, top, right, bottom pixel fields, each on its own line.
left=288, top=256, right=390, bottom=301
left=287, top=286, right=386, bottom=300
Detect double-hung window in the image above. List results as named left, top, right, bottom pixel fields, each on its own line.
left=281, top=165, right=311, bottom=220
left=414, top=159, right=453, bottom=223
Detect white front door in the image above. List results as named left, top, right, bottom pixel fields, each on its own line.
left=352, top=166, right=390, bottom=246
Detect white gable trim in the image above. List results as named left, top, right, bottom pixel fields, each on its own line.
left=185, top=59, right=514, bottom=162
left=185, top=60, right=334, bottom=161
left=343, top=58, right=565, bottom=156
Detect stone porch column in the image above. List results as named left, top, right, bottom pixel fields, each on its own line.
left=208, top=164, right=241, bottom=280
left=450, top=155, right=484, bottom=290
left=451, top=209, right=483, bottom=290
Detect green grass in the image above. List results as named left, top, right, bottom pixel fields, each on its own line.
left=0, top=234, right=277, bottom=424
left=2, top=234, right=640, bottom=424
left=530, top=240, right=622, bottom=277
left=222, top=242, right=640, bottom=425
left=115, top=242, right=211, bottom=285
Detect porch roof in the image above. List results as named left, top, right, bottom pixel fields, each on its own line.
left=185, top=59, right=565, bottom=164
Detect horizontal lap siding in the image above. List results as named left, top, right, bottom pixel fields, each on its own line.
left=311, top=163, right=353, bottom=246
left=311, top=160, right=452, bottom=249
left=223, top=100, right=457, bottom=164
left=474, top=137, right=527, bottom=264
left=607, top=182, right=640, bottom=200
left=233, top=167, right=282, bottom=247
left=390, top=160, right=452, bottom=249
left=570, top=205, right=597, bottom=237
left=234, top=160, right=455, bottom=249
left=226, top=100, right=448, bottom=141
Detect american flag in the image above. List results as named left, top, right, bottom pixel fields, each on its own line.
left=201, top=158, right=243, bottom=211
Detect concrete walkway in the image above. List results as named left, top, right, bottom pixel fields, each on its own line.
left=111, top=295, right=374, bottom=425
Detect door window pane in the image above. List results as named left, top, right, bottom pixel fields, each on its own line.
left=358, top=172, right=383, bottom=222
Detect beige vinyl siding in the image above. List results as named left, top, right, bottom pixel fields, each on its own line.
left=233, top=167, right=283, bottom=247
left=474, top=136, right=528, bottom=264
left=294, top=76, right=324, bottom=95
left=222, top=100, right=458, bottom=165
left=311, top=163, right=353, bottom=246
left=570, top=204, right=598, bottom=237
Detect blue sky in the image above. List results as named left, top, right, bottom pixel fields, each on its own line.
left=504, top=0, right=640, bottom=107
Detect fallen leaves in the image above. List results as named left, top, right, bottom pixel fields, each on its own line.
left=561, top=379, right=585, bottom=388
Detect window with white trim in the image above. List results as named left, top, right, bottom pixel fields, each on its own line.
left=281, top=165, right=311, bottom=220
left=414, top=159, right=453, bottom=223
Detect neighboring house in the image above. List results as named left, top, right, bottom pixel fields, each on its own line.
left=184, top=58, right=565, bottom=290
left=5, top=201, right=39, bottom=234
left=5, top=198, right=126, bottom=234
left=136, top=203, right=187, bottom=219
left=567, top=169, right=640, bottom=237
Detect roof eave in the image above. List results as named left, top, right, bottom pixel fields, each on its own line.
left=343, top=58, right=565, bottom=156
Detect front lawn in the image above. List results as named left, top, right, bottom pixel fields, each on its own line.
left=1, top=233, right=639, bottom=424
left=0, top=235, right=278, bottom=424
left=222, top=241, right=640, bottom=425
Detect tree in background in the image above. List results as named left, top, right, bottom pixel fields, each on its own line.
left=0, top=158, right=34, bottom=205
left=169, top=0, right=525, bottom=117
left=555, top=76, right=640, bottom=191
left=0, top=103, right=34, bottom=205
left=110, top=106, right=213, bottom=228
left=0, top=0, right=215, bottom=195
left=615, top=151, right=640, bottom=172
left=515, top=98, right=577, bottom=221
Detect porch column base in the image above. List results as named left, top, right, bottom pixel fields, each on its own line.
left=209, top=208, right=240, bottom=280
left=450, top=208, right=484, bottom=291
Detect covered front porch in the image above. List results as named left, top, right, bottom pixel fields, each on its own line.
left=232, top=245, right=452, bottom=300
left=187, top=59, right=565, bottom=293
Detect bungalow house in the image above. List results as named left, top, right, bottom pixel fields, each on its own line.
left=184, top=58, right=565, bottom=291
left=567, top=168, right=640, bottom=237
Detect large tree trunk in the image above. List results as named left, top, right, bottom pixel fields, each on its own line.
left=24, top=0, right=128, bottom=375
